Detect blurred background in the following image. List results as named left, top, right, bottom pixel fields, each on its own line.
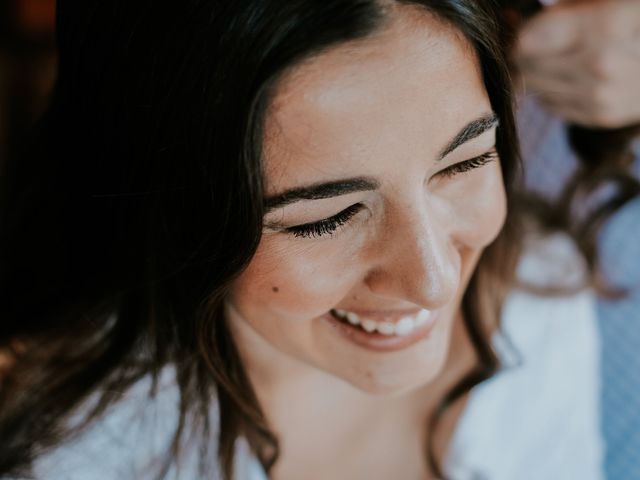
left=0, top=0, right=56, bottom=169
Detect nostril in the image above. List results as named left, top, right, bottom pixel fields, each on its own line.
left=363, top=261, right=459, bottom=311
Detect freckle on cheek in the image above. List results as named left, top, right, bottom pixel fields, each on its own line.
left=272, top=286, right=279, bottom=293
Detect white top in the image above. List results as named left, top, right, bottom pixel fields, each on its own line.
left=23, top=235, right=604, bottom=480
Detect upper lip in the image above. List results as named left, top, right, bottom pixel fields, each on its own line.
left=331, top=308, right=425, bottom=323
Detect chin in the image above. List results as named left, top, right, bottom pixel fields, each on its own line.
left=347, top=370, right=443, bottom=398
left=336, top=351, right=449, bottom=398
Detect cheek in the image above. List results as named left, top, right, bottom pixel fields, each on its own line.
left=436, top=164, right=507, bottom=249
left=229, top=234, right=360, bottom=321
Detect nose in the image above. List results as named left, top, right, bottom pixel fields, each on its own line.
left=363, top=202, right=459, bottom=309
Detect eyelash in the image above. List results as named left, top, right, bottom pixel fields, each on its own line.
left=287, top=203, right=363, bottom=238
left=285, top=151, right=498, bottom=239
left=437, top=151, right=498, bottom=178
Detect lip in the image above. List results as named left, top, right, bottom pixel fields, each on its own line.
left=333, top=308, right=423, bottom=324
left=324, top=309, right=437, bottom=353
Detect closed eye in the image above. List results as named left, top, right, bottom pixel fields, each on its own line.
left=438, top=150, right=498, bottom=179
left=285, top=203, right=363, bottom=238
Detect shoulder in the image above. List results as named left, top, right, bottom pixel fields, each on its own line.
left=21, top=369, right=266, bottom=480
left=23, top=368, right=204, bottom=480
left=446, top=233, right=605, bottom=480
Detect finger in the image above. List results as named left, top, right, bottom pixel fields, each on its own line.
left=523, top=74, right=585, bottom=102
left=519, top=0, right=640, bottom=57
left=517, top=5, right=586, bottom=57
left=538, top=93, right=635, bottom=129
left=517, top=50, right=596, bottom=89
left=537, top=96, right=596, bottom=126
left=525, top=77, right=593, bottom=117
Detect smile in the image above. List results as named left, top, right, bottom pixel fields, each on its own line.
left=331, top=308, right=432, bottom=337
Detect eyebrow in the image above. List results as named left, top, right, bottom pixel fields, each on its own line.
left=265, top=177, right=380, bottom=212
left=438, top=113, right=499, bottom=159
left=264, top=112, right=499, bottom=212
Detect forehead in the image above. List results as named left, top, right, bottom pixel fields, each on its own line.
left=263, top=7, right=489, bottom=193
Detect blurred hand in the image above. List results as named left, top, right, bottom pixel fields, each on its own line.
left=515, top=0, right=640, bottom=128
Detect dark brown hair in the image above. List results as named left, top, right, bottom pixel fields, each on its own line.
left=1, top=1, right=522, bottom=479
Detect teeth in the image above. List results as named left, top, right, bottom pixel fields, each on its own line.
left=346, top=312, right=360, bottom=326
left=394, top=317, right=415, bottom=336
left=332, top=309, right=432, bottom=337
left=362, top=320, right=377, bottom=333
left=415, top=309, right=431, bottom=326
left=377, top=322, right=395, bottom=336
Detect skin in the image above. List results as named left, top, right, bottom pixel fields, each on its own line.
left=226, top=6, right=507, bottom=479
left=515, top=0, right=640, bottom=128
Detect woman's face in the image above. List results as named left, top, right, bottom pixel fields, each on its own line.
left=227, top=9, right=507, bottom=396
